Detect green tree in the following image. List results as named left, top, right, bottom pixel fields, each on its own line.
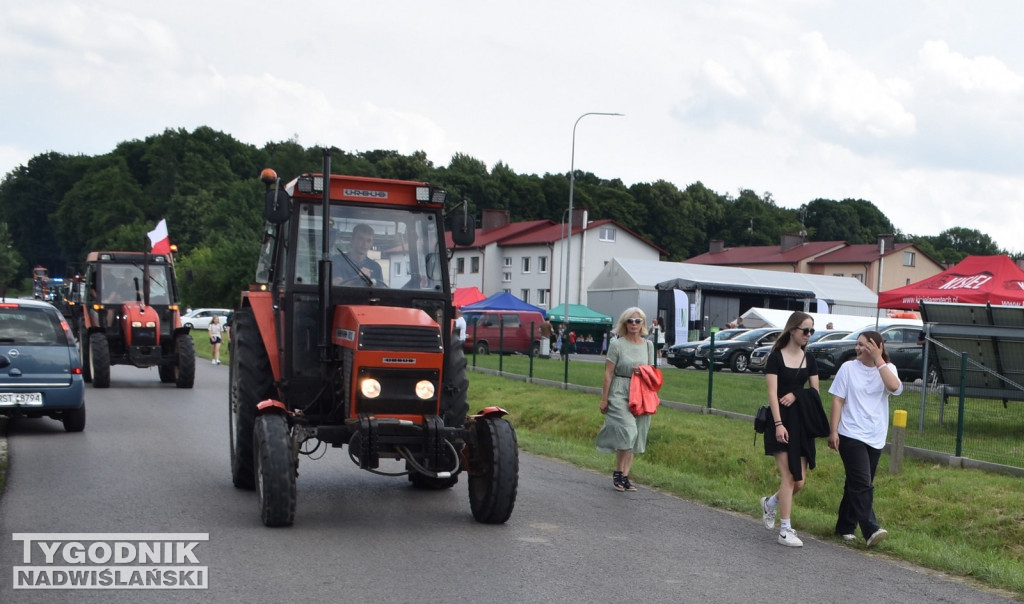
left=0, top=222, right=25, bottom=289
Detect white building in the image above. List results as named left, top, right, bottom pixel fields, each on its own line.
left=448, top=209, right=663, bottom=310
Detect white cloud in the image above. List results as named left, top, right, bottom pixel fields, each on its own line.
left=918, top=40, right=1024, bottom=95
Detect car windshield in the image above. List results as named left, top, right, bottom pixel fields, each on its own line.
left=0, top=306, right=66, bottom=346
left=732, top=329, right=772, bottom=342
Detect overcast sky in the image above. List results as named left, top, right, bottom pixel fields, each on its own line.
left=3, top=1, right=1023, bottom=252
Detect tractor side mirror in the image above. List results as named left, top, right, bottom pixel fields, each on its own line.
left=449, top=213, right=475, bottom=247
left=264, top=188, right=291, bottom=224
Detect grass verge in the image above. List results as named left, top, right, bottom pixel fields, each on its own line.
left=467, top=363, right=1024, bottom=599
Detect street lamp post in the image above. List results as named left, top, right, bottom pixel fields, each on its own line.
left=563, top=111, right=623, bottom=383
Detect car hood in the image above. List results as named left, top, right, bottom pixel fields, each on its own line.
left=0, top=345, right=75, bottom=387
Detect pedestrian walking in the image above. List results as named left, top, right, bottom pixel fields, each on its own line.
left=596, top=307, right=657, bottom=492
left=209, top=315, right=224, bottom=365
left=828, top=330, right=903, bottom=547
left=759, top=311, right=823, bottom=547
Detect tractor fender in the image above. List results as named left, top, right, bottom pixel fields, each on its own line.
left=472, top=406, right=509, bottom=419
left=256, top=399, right=291, bottom=416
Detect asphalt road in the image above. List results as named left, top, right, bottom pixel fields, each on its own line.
left=0, top=363, right=1017, bottom=603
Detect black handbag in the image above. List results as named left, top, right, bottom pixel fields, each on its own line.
left=754, top=405, right=770, bottom=433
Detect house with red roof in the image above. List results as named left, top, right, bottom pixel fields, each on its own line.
left=448, top=209, right=664, bottom=309
left=685, top=233, right=942, bottom=293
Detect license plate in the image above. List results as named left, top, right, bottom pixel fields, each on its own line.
left=0, top=392, right=43, bottom=406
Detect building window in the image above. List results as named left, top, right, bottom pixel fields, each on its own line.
left=833, top=273, right=844, bottom=277
left=522, top=257, right=531, bottom=273
left=852, top=273, right=864, bottom=283
left=471, top=257, right=480, bottom=273
left=394, top=262, right=402, bottom=275
left=502, top=271, right=511, bottom=282
left=456, top=257, right=465, bottom=274
left=903, top=251, right=916, bottom=267
left=599, top=227, right=616, bottom=242
left=539, top=256, right=548, bottom=273
left=520, top=289, right=530, bottom=302
left=503, top=256, right=512, bottom=267
left=538, top=289, right=549, bottom=305
left=502, top=288, right=511, bottom=294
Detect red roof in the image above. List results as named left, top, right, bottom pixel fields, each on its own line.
left=809, top=242, right=914, bottom=264
left=686, top=241, right=846, bottom=265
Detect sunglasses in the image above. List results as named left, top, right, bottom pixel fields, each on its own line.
left=795, top=327, right=815, bottom=336
left=626, top=318, right=644, bottom=325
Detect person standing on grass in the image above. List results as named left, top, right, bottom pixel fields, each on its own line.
left=209, top=315, right=224, bottom=365
left=596, top=307, right=655, bottom=492
left=760, top=311, right=821, bottom=547
left=828, top=331, right=902, bottom=548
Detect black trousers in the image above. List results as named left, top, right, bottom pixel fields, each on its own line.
left=835, top=434, right=881, bottom=537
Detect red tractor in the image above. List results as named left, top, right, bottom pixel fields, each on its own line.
left=72, top=251, right=195, bottom=388
left=229, top=151, right=518, bottom=526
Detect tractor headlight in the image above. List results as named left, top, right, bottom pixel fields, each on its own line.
left=360, top=378, right=382, bottom=399
left=415, top=380, right=435, bottom=400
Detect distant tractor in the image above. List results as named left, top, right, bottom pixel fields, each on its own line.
left=70, top=251, right=195, bottom=388
left=229, top=150, right=518, bottom=527
left=32, top=265, right=49, bottom=299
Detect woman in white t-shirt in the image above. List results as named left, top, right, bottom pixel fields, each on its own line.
left=827, top=330, right=903, bottom=548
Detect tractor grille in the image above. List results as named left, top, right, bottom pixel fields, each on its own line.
left=360, top=326, right=441, bottom=352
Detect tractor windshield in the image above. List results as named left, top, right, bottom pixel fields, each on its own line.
left=95, top=263, right=173, bottom=305
left=294, top=203, right=443, bottom=291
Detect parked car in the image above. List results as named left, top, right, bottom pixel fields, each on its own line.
left=694, top=327, right=782, bottom=372
left=181, top=308, right=232, bottom=330
left=0, top=297, right=86, bottom=431
left=806, top=323, right=926, bottom=380
left=748, top=329, right=851, bottom=372
left=665, top=328, right=748, bottom=369
left=462, top=309, right=545, bottom=356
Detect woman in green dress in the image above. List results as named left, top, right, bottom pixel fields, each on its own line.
left=597, top=307, right=655, bottom=492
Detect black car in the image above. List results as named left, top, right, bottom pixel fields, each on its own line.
left=694, top=327, right=782, bottom=373
left=665, top=328, right=748, bottom=369
left=748, top=329, right=851, bottom=373
left=806, top=323, right=926, bottom=380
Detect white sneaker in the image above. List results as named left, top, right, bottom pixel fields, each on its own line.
left=777, top=528, right=803, bottom=547
left=841, top=534, right=857, bottom=541
left=760, top=496, right=776, bottom=530
left=866, top=528, right=888, bottom=548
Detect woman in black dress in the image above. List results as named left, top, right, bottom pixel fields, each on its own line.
left=759, top=311, right=820, bottom=547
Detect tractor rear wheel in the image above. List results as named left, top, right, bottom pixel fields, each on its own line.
left=441, top=339, right=469, bottom=428
left=230, top=309, right=274, bottom=490
left=89, top=333, right=110, bottom=388
left=254, top=413, right=296, bottom=527
left=468, top=417, right=519, bottom=524
left=79, top=320, right=92, bottom=383
left=174, top=334, right=195, bottom=389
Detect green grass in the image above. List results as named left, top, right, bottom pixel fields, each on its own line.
left=468, top=355, right=1024, bottom=599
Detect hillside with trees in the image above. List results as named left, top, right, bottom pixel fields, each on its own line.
left=0, top=126, right=1008, bottom=307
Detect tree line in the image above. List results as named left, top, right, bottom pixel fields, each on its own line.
left=0, top=126, right=1007, bottom=307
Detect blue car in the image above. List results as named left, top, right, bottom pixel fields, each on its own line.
left=0, top=298, right=86, bottom=431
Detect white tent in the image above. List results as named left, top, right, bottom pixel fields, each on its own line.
left=739, top=307, right=919, bottom=332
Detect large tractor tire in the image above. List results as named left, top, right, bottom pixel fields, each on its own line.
left=254, top=413, right=296, bottom=527
left=229, top=310, right=274, bottom=490
left=174, top=334, right=196, bottom=389
left=468, top=417, right=519, bottom=524
left=79, top=320, right=92, bottom=383
left=441, top=339, right=469, bottom=428
left=158, top=363, right=175, bottom=383
left=89, top=333, right=111, bottom=388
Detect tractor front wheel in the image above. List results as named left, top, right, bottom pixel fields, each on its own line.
left=468, top=417, right=519, bottom=524
left=254, top=413, right=296, bottom=527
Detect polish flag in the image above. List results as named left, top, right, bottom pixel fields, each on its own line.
left=147, top=219, right=171, bottom=254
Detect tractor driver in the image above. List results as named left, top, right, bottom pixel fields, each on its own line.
left=331, top=223, right=385, bottom=286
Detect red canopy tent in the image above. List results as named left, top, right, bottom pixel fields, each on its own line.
left=453, top=286, right=486, bottom=308
left=877, top=255, right=1024, bottom=310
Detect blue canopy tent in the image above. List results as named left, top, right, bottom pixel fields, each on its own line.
left=462, top=292, right=546, bottom=316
